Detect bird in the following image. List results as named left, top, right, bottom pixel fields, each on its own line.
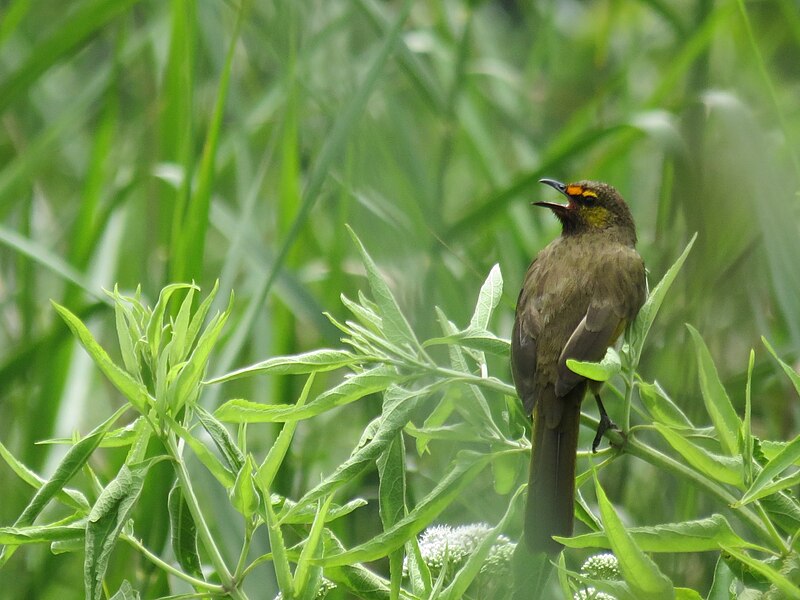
left=511, top=178, right=647, bottom=555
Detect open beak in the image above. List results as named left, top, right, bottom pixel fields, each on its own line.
left=534, top=178, right=572, bottom=215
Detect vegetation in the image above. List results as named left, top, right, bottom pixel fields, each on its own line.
left=1, top=0, right=800, bottom=598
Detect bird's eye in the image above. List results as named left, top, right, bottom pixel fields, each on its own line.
left=581, top=190, right=598, bottom=205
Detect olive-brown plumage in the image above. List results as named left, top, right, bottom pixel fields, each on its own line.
left=512, top=179, right=646, bottom=555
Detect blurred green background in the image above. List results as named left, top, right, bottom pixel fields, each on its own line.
left=1, top=0, right=799, bottom=597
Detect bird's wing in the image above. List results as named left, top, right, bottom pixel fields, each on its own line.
left=554, top=302, right=621, bottom=397
left=555, top=249, right=646, bottom=398
left=512, top=289, right=542, bottom=416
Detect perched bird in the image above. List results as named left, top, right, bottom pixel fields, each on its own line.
left=511, top=178, right=647, bottom=555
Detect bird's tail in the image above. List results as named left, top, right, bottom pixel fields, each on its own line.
left=524, top=385, right=584, bottom=555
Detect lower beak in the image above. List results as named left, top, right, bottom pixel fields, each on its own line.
left=535, top=178, right=571, bottom=214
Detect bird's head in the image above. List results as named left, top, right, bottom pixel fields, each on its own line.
left=535, top=178, right=637, bottom=243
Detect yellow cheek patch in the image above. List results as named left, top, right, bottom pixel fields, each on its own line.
left=566, top=185, right=583, bottom=196
left=584, top=206, right=610, bottom=228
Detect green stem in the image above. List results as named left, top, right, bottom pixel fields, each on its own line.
left=122, top=533, right=225, bottom=593
left=234, top=519, right=255, bottom=579
left=168, top=435, right=249, bottom=600
left=752, top=502, right=790, bottom=554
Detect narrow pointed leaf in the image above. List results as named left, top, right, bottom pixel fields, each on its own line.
left=567, top=347, right=621, bottom=382
left=348, top=225, right=419, bottom=351
left=168, top=481, right=201, bottom=578
left=721, top=546, right=800, bottom=599
left=687, top=325, right=741, bottom=456
left=638, top=382, right=693, bottom=428
left=558, top=514, right=760, bottom=552
left=654, top=423, right=743, bottom=486
left=629, top=234, right=696, bottom=359
left=593, top=472, right=673, bottom=599
left=206, top=349, right=356, bottom=384
left=53, top=303, right=152, bottom=413
left=740, top=432, right=800, bottom=504
left=216, top=366, right=399, bottom=423
left=468, top=264, right=503, bottom=330
left=85, top=462, right=149, bottom=600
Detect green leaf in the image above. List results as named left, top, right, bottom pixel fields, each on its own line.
left=257, top=374, right=315, bottom=494
left=168, top=481, right=202, bottom=579
left=195, top=406, right=245, bottom=475
left=279, top=498, right=368, bottom=526
left=348, top=225, right=420, bottom=351
left=0, top=405, right=127, bottom=566
left=170, top=296, right=232, bottom=411
left=435, top=307, right=501, bottom=442
left=558, top=514, right=760, bottom=552
left=686, top=325, right=741, bottom=456
left=315, top=451, right=491, bottom=567
left=145, top=283, right=192, bottom=364
left=169, top=285, right=196, bottom=365
left=0, top=524, right=86, bottom=545
left=166, top=416, right=235, bottom=488
left=280, top=384, right=431, bottom=523
left=0, top=439, right=89, bottom=512
left=186, top=280, right=219, bottom=353
left=52, top=302, right=152, bottom=413
left=112, top=288, right=141, bottom=380
left=85, top=462, right=149, bottom=600
left=706, top=556, right=735, bottom=600
left=742, top=349, right=755, bottom=486
left=762, top=336, right=800, bottom=398
left=294, top=495, right=334, bottom=597
left=341, top=292, right=384, bottom=334
left=629, top=234, right=696, bottom=361
left=109, top=580, right=140, bottom=600
left=593, top=471, right=673, bottom=599
left=721, top=546, right=800, bottom=599
left=638, top=381, right=693, bottom=428
left=265, top=495, right=294, bottom=598
left=216, top=366, right=399, bottom=423
left=377, top=433, right=406, bottom=600
left=566, top=347, right=621, bottom=382
left=230, top=455, right=260, bottom=518
left=468, top=264, right=503, bottom=330
left=654, top=423, right=743, bottom=487
left=206, top=349, right=357, bottom=384
left=739, top=432, right=800, bottom=505
left=423, top=330, right=510, bottom=356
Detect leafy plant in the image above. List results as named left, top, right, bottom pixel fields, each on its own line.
left=3, top=231, right=800, bottom=599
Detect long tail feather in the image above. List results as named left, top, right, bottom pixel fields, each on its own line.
left=524, top=385, right=583, bottom=555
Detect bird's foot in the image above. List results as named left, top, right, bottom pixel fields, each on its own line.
left=592, top=414, right=619, bottom=453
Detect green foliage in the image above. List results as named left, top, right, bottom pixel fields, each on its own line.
left=3, top=0, right=800, bottom=598
left=3, top=232, right=800, bottom=599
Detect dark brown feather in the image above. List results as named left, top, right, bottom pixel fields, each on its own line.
left=511, top=179, right=647, bottom=556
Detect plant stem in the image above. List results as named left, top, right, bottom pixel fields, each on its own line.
left=168, top=434, right=249, bottom=600
left=122, top=533, right=225, bottom=593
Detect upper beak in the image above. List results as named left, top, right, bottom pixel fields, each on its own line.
left=534, top=178, right=571, bottom=213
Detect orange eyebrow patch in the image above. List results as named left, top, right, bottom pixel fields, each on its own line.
left=566, top=185, right=583, bottom=196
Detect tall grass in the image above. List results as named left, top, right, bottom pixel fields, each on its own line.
left=1, top=0, right=799, bottom=597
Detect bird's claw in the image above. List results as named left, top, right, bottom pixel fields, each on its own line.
left=592, top=414, right=619, bottom=453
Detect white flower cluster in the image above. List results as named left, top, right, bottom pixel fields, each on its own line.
left=573, top=552, right=621, bottom=600
left=404, top=523, right=516, bottom=579
left=581, top=553, right=622, bottom=580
